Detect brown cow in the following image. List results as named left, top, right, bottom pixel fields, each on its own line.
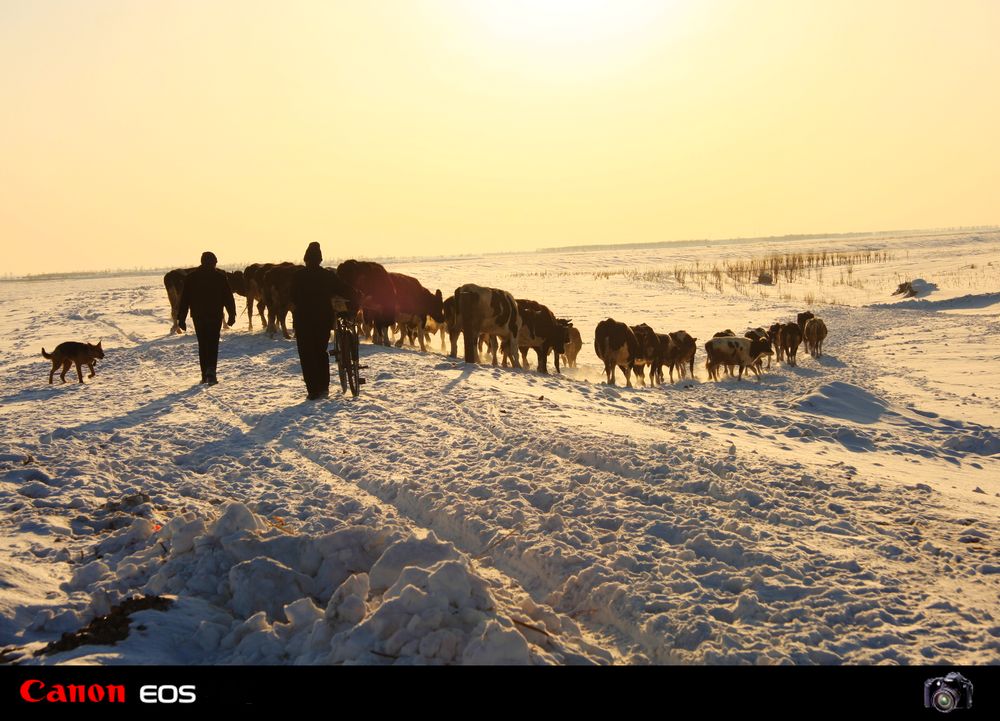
left=337, top=260, right=397, bottom=346
left=650, top=333, right=674, bottom=385
left=503, top=299, right=571, bottom=373
left=797, top=311, right=815, bottom=336
left=560, top=325, right=583, bottom=368
left=164, top=267, right=197, bottom=334
left=444, top=295, right=461, bottom=358
left=779, top=323, right=803, bottom=366
left=262, top=263, right=301, bottom=339
left=244, top=262, right=294, bottom=332
left=668, top=330, right=697, bottom=381
left=768, top=322, right=784, bottom=362
left=803, top=317, right=828, bottom=358
left=226, top=270, right=247, bottom=300
left=389, top=272, right=444, bottom=352
left=630, top=323, right=660, bottom=386
left=595, top=318, right=639, bottom=387
left=424, top=316, right=448, bottom=350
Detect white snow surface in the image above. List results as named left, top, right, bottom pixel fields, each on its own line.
left=1, top=229, right=999, bottom=665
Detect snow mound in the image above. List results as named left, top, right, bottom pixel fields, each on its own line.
left=794, top=382, right=887, bottom=424
left=942, top=430, right=1000, bottom=456
left=44, top=502, right=562, bottom=664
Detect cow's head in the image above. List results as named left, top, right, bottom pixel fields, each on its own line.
left=429, top=289, right=445, bottom=323
left=750, top=336, right=774, bottom=359
left=551, top=317, right=573, bottom=354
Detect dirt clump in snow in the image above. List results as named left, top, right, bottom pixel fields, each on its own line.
left=35, top=595, right=173, bottom=657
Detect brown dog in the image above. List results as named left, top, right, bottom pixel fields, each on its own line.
left=41, top=341, right=105, bottom=384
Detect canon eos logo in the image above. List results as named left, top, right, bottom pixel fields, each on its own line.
left=20, top=680, right=196, bottom=704
left=139, top=685, right=197, bottom=703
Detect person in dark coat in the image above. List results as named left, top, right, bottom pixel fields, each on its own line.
left=176, top=251, right=237, bottom=385
left=291, top=242, right=355, bottom=400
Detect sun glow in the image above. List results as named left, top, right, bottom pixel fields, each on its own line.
left=462, top=0, right=677, bottom=69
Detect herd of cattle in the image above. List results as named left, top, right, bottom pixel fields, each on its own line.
left=163, top=261, right=829, bottom=387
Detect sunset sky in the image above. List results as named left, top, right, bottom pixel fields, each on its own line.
left=2, top=1, right=998, bottom=275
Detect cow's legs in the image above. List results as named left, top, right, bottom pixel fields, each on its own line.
left=505, top=336, right=521, bottom=369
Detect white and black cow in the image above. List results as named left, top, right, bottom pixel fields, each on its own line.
left=454, top=284, right=521, bottom=368
left=704, top=335, right=774, bottom=381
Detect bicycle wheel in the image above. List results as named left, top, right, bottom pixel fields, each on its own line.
left=347, top=327, right=361, bottom=397
left=336, top=325, right=349, bottom=394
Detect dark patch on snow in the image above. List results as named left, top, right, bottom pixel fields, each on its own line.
left=35, top=595, right=173, bottom=657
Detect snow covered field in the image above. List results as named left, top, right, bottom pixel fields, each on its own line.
left=1, top=229, right=999, bottom=665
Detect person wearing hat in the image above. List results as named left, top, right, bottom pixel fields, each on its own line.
left=290, top=242, right=356, bottom=399
left=176, top=251, right=237, bottom=385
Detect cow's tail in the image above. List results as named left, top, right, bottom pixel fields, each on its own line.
left=41, top=348, right=52, bottom=359
left=626, top=331, right=640, bottom=365
left=457, top=289, right=478, bottom=363
left=505, top=294, right=521, bottom=368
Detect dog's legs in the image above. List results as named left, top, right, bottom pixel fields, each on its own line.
left=75, top=360, right=85, bottom=383
left=60, top=359, right=71, bottom=383
left=49, top=359, right=58, bottom=384
left=87, top=361, right=96, bottom=378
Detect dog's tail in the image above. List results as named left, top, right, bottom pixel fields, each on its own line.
left=41, top=347, right=52, bottom=359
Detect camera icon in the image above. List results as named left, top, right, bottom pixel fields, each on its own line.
left=924, top=672, right=973, bottom=713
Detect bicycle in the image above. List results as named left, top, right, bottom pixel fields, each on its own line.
left=329, top=309, right=366, bottom=397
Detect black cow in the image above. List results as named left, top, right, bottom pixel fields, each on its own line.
left=744, top=327, right=771, bottom=370
left=505, top=299, right=572, bottom=373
